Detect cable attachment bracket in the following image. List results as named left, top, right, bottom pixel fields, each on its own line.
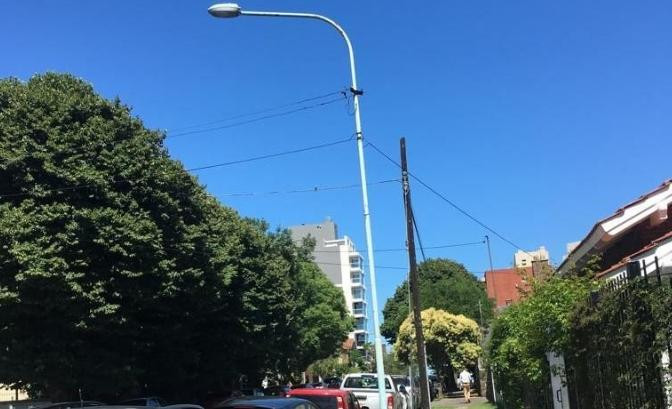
left=350, top=87, right=364, bottom=96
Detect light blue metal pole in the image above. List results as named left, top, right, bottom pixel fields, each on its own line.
left=208, top=5, right=388, bottom=408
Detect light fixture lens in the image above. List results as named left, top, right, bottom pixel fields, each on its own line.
left=208, top=3, right=242, bottom=18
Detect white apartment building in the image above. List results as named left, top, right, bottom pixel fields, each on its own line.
left=514, top=246, right=550, bottom=268
left=289, top=219, right=368, bottom=348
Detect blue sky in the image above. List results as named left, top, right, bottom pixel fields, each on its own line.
left=2, top=1, right=671, bottom=331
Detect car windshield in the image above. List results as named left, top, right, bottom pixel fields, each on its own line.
left=343, top=376, right=392, bottom=390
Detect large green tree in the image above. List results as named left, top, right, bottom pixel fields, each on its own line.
left=0, top=73, right=350, bottom=401
left=381, top=258, right=493, bottom=343
left=395, top=308, right=480, bottom=386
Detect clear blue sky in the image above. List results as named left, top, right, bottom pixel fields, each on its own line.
left=2, top=1, right=671, bottom=330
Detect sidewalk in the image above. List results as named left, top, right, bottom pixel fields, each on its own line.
left=431, top=396, right=494, bottom=409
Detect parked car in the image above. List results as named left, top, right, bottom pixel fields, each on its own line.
left=38, top=402, right=105, bottom=409
left=118, top=398, right=167, bottom=407
left=290, top=385, right=314, bottom=390
left=203, top=389, right=265, bottom=409
left=288, top=388, right=360, bottom=409
left=322, top=378, right=342, bottom=389
left=163, top=405, right=204, bottom=409
left=390, top=376, right=419, bottom=409
left=340, top=374, right=403, bottom=409
left=263, top=386, right=291, bottom=397
left=214, top=397, right=317, bottom=409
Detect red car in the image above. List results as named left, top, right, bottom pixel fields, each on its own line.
left=288, top=388, right=360, bottom=409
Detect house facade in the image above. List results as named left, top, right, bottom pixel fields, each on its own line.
left=557, top=180, right=672, bottom=280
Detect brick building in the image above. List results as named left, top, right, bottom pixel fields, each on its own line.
left=484, top=267, right=533, bottom=309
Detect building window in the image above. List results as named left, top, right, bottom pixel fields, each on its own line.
left=352, top=287, right=364, bottom=300
left=353, top=302, right=365, bottom=315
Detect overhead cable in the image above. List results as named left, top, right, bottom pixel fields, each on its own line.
left=0, top=137, right=353, bottom=199
left=187, top=137, right=351, bottom=172
left=219, top=179, right=398, bottom=197
left=411, top=211, right=428, bottom=263
left=366, top=140, right=531, bottom=254
left=167, top=95, right=347, bottom=139
left=309, top=240, right=484, bottom=254
left=168, top=90, right=346, bottom=133
left=312, top=261, right=407, bottom=271
left=0, top=90, right=348, bottom=167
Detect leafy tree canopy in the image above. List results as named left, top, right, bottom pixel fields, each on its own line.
left=395, top=308, right=480, bottom=372
left=0, top=73, right=350, bottom=401
left=381, top=258, right=493, bottom=343
left=487, top=275, right=596, bottom=407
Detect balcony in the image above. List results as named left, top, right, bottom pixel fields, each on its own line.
left=351, top=272, right=365, bottom=287
left=354, top=318, right=366, bottom=331
left=355, top=333, right=367, bottom=348
left=352, top=301, right=366, bottom=316
left=349, top=255, right=362, bottom=271
left=352, top=288, right=365, bottom=301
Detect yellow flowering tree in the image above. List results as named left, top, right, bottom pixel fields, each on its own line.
left=395, top=308, right=481, bottom=375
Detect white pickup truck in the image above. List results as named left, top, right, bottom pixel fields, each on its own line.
left=340, top=373, right=404, bottom=409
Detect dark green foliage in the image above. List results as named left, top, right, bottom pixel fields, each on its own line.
left=569, top=279, right=670, bottom=409
left=381, top=258, right=493, bottom=343
left=487, top=276, right=596, bottom=409
left=0, top=73, right=350, bottom=401
left=487, top=261, right=672, bottom=408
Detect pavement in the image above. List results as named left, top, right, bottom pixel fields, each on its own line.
left=431, top=396, right=493, bottom=409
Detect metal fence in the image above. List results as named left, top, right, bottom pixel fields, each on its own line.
left=563, top=256, right=669, bottom=409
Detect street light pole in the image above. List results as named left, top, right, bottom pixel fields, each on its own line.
left=208, top=4, right=387, bottom=407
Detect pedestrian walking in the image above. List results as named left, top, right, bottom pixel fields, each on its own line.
left=458, top=368, right=473, bottom=403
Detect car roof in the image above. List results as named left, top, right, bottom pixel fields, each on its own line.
left=343, top=373, right=390, bottom=378
left=85, top=406, right=145, bottom=409
left=289, top=389, right=349, bottom=397
left=120, top=397, right=162, bottom=402
left=40, top=402, right=105, bottom=408
left=215, top=397, right=309, bottom=409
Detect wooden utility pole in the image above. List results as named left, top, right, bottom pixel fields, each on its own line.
left=400, top=137, right=431, bottom=409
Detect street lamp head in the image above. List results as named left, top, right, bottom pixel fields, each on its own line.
left=208, top=3, right=242, bottom=18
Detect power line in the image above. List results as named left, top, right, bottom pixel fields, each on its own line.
left=366, top=140, right=531, bottom=255
left=309, top=240, right=484, bottom=254
left=166, top=95, right=347, bottom=139
left=186, top=137, right=351, bottom=172
left=312, top=261, right=407, bottom=271
left=411, top=211, right=427, bottom=263
left=0, top=92, right=348, bottom=168
left=219, top=179, right=398, bottom=197
left=0, top=137, right=353, bottom=199
left=167, top=90, right=345, bottom=133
